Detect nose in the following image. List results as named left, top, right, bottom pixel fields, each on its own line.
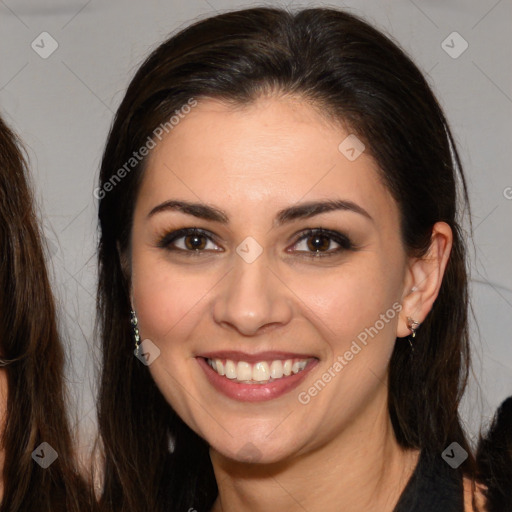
left=212, top=251, right=293, bottom=336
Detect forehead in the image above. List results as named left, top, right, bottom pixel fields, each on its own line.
left=137, top=95, right=397, bottom=226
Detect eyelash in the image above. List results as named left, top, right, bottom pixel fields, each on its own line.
left=156, top=227, right=356, bottom=258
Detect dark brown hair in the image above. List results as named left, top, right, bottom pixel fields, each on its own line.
left=96, top=7, right=477, bottom=511
left=476, top=397, right=512, bottom=512
left=0, top=115, right=95, bottom=510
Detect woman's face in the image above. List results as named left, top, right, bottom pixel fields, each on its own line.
left=130, top=95, right=412, bottom=463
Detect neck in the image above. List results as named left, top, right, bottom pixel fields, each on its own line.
left=209, top=386, right=420, bottom=512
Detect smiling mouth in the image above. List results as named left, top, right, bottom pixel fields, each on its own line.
left=204, top=357, right=314, bottom=384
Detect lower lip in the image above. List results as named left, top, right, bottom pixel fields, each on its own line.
left=197, top=357, right=318, bottom=402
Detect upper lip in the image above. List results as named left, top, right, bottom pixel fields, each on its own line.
left=197, top=350, right=317, bottom=364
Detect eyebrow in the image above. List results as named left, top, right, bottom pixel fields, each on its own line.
left=147, top=198, right=373, bottom=226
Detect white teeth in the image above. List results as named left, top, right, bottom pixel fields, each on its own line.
left=270, top=360, right=283, bottom=379
left=237, top=361, right=252, bottom=381
left=253, top=362, right=270, bottom=381
left=206, top=357, right=309, bottom=383
left=225, top=360, right=237, bottom=379
left=292, top=360, right=307, bottom=374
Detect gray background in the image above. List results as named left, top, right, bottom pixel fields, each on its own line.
left=1, top=0, right=511, bottom=455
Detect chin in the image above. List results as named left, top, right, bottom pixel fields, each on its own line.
left=207, top=429, right=306, bottom=466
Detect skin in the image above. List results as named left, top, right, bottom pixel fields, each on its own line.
left=128, top=95, right=466, bottom=511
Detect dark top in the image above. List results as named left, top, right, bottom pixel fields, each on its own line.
left=393, top=450, right=464, bottom=512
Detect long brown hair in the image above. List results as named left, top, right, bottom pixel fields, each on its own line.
left=476, top=397, right=512, bottom=512
left=0, top=114, right=95, bottom=510
left=96, top=7, right=477, bottom=511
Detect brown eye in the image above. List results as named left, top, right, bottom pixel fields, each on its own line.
left=157, top=228, right=222, bottom=254
left=184, top=232, right=207, bottom=250
left=306, top=234, right=331, bottom=252
left=291, top=228, right=354, bottom=256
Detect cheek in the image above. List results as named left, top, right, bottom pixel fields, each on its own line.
left=292, top=262, right=403, bottom=420
left=291, top=255, right=403, bottom=348
left=129, top=251, right=210, bottom=426
left=130, top=249, right=217, bottom=347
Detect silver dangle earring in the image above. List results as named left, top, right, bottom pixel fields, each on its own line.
left=130, top=309, right=141, bottom=352
left=406, top=316, right=420, bottom=352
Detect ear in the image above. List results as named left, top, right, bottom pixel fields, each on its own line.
left=397, top=221, right=453, bottom=338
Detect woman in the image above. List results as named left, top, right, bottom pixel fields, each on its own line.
left=96, top=7, right=488, bottom=511
left=0, top=115, right=94, bottom=510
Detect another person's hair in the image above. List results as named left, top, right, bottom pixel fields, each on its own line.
left=0, top=115, right=94, bottom=511
left=476, top=396, right=512, bottom=512
left=96, top=7, right=477, bottom=511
